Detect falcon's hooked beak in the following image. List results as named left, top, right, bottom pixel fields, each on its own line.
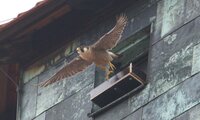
left=76, top=47, right=81, bottom=54
left=76, top=47, right=88, bottom=54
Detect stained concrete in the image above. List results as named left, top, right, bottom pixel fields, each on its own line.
left=36, top=65, right=95, bottom=115
left=175, top=104, right=200, bottom=120
left=45, top=84, right=93, bottom=120
left=191, top=43, right=200, bottom=75
left=20, top=77, right=38, bottom=120
left=143, top=73, right=200, bottom=120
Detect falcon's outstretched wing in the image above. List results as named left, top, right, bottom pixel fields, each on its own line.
left=39, top=57, right=92, bottom=87
left=92, top=14, right=128, bottom=50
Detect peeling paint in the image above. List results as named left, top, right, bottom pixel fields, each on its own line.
left=191, top=43, right=200, bottom=75
left=163, top=34, right=177, bottom=44
left=164, top=43, right=193, bottom=68
left=185, top=0, right=200, bottom=23
left=143, top=74, right=200, bottom=120
left=149, top=43, right=193, bottom=101
left=161, top=0, right=185, bottom=37
left=72, top=109, right=84, bottom=119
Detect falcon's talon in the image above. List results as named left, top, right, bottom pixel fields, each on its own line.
left=109, top=62, right=116, bottom=71
left=105, top=70, right=114, bottom=80
left=106, top=75, right=109, bottom=80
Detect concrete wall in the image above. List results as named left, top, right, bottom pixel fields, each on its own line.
left=19, top=0, right=200, bottom=120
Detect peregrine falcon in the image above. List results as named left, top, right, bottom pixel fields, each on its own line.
left=39, top=14, right=128, bottom=87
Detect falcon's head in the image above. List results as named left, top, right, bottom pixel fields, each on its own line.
left=76, top=47, right=89, bottom=54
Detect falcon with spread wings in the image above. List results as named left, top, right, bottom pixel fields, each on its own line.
left=39, top=14, right=128, bottom=87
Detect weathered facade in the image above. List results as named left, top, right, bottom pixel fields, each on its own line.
left=9, top=0, right=200, bottom=120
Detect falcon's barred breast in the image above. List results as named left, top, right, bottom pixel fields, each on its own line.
left=39, top=14, right=128, bottom=87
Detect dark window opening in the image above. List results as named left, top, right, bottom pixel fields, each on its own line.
left=88, top=26, right=150, bottom=117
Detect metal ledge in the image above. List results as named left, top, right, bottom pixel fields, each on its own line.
left=88, top=63, right=147, bottom=117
